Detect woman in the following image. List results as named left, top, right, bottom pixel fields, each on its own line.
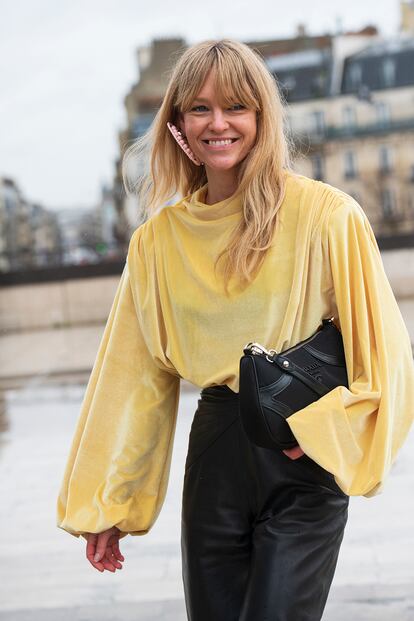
left=57, top=40, right=414, bottom=620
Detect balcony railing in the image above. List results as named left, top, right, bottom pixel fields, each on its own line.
left=295, top=117, right=414, bottom=144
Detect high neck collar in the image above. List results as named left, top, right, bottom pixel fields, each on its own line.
left=183, top=183, right=242, bottom=221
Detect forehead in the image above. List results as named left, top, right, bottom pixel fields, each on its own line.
left=190, top=70, right=249, bottom=106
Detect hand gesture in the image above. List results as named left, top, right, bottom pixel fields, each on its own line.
left=86, top=526, right=124, bottom=573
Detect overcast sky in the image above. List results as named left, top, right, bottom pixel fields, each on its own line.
left=0, top=0, right=402, bottom=210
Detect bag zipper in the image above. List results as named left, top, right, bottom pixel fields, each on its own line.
left=244, top=317, right=335, bottom=358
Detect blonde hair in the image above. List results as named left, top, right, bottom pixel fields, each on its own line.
left=122, top=39, right=294, bottom=293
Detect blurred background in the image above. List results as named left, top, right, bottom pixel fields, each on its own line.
left=1, top=1, right=414, bottom=619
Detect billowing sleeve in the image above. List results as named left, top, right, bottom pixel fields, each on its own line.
left=56, top=230, right=181, bottom=539
left=286, top=198, right=414, bottom=497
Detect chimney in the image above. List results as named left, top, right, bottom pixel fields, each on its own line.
left=296, top=23, right=307, bottom=38
left=137, top=45, right=152, bottom=73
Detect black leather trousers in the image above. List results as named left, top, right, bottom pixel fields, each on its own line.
left=181, top=385, right=349, bottom=621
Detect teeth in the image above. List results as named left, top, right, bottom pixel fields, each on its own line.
left=208, top=139, right=234, bottom=145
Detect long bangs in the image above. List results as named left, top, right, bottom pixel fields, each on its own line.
left=214, top=63, right=260, bottom=111
left=213, top=46, right=261, bottom=111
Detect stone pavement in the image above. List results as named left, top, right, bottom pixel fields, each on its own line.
left=0, top=379, right=413, bottom=621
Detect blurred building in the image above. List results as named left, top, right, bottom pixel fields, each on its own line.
left=113, top=29, right=378, bottom=233
left=0, top=178, right=30, bottom=271
left=55, top=206, right=99, bottom=266
left=55, top=185, right=123, bottom=266
left=0, top=177, right=61, bottom=272
left=288, top=35, right=414, bottom=239
left=401, top=0, right=414, bottom=34
left=114, top=37, right=187, bottom=235
left=30, top=203, right=62, bottom=267
left=98, top=183, right=119, bottom=251
left=95, top=183, right=127, bottom=258
left=114, top=12, right=414, bottom=246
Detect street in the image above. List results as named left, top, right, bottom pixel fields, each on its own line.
left=0, top=381, right=413, bottom=620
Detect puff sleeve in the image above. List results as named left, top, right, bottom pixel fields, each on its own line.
left=56, top=232, right=181, bottom=539
left=286, top=198, right=414, bottom=497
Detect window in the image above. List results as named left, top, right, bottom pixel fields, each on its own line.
left=342, top=106, right=357, bottom=134
left=343, top=106, right=356, bottom=128
left=349, top=63, right=362, bottom=89
left=382, top=58, right=396, bottom=88
left=375, top=101, right=390, bottom=127
left=309, top=110, right=325, bottom=136
left=278, top=74, right=296, bottom=102
left=311, top=153, right=324, bottom=181
left=281, top=75, right=296, bottom=91
left=311, top=70, right=328, bottom=97
left=379, top=146, right=393, bottom=175
left=381, top=188, right=395, bottom=217
left=344, top=150, right=357, bottom=179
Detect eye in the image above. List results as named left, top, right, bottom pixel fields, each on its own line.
left=230, top=103, right=245, bottom=111
left=191, top=105, right=208, bottom=112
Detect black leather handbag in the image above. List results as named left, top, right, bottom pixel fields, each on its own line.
left=239, top=317, right=349, bottom=450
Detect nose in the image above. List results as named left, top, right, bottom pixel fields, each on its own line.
left=208, top=109, right=230, bottom=133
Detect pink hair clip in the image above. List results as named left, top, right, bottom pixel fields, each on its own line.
left=167, top=122, right=203, bottom=166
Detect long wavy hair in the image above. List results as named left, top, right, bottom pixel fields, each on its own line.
left=122, top=39, right=294, bottom=293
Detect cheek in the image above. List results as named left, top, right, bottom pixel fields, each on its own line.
left=248, top=126, right=257, bottom=144
left=240, top=121, right=257, bottom=148
left=240, top=114, right=256, bottom=138
left=185, top=120, right=204, bottom=139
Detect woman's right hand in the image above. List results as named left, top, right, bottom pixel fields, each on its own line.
left=282, top=444, right=305, bottom=460
left=85, top=526, right=125, bottom=572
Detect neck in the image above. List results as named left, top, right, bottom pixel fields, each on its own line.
left=204, top=167, right=239, bottom=204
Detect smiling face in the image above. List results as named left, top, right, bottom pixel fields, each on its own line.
left=178, top=70, right=257, bottom=176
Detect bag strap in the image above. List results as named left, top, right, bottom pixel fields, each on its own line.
left=270, top=353, right=328, bottom=397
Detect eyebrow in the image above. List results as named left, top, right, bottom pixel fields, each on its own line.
left=192, top=97, right=211, bottom=103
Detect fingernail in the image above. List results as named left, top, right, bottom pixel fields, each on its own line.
left=94, top=553, right=100, bottom=562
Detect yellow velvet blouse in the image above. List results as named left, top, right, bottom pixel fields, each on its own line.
left=56, top=169, right=414, bottom=539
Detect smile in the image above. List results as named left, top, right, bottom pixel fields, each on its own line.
left=202, top=138, right=240, bottom=148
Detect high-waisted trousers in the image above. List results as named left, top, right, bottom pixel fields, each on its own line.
left=181, top=384, right=349, bottom=621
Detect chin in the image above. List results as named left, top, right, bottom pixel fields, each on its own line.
left=205, top=158, right=242, bottom=171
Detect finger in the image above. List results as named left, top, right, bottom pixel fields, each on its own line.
left=86, top=534, right=105, bottom=571
left=105, top=547, right=122, bottom=570
left=88, top=559, right=105, bottom=572
left=111, top=540, right=125, bottom=562
left=112, top=544, right=124, bottom=560
left=93, top=532, right=112, bottom=563
left=86, top=533, right=98, bottom=560
left=86, top=549, right=105, bottom=572
left=90, top=548, right=117, bottom=572
left=106, top=528, right=124, bottom=562
left=101, top=546, right=123, bottom=572
left=101, top=557, right=116, bottom=572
